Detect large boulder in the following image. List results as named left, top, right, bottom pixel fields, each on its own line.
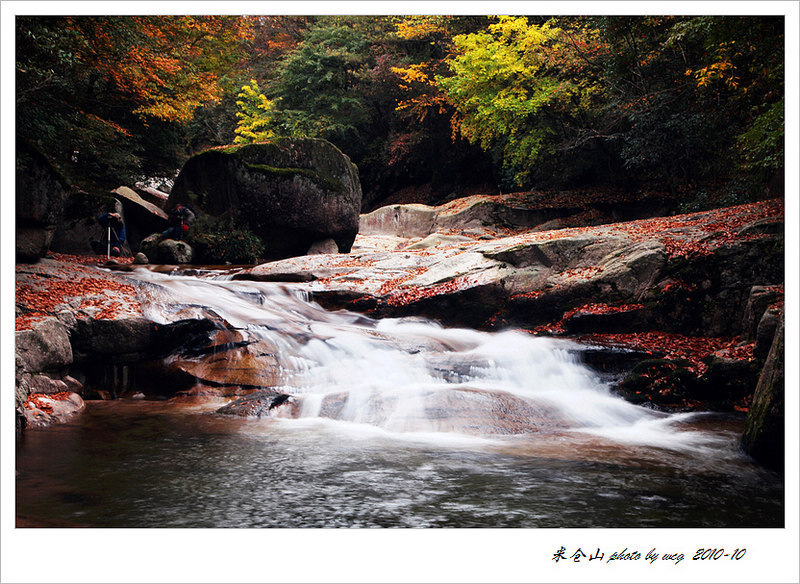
left=15, top=318, right=73, bottom=373
left=133, top=185, right=170, bottom=209
left=139, top=234, right=193, bottom=264
left=16, top=140, right=68, bottom=262
left=168, top=139, right=362, bottom=260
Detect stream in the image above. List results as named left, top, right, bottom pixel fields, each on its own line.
left=15, top=269, right=784, bottom=528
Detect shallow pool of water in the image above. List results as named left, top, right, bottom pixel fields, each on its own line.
left=15, top=399, right=783, bottom=528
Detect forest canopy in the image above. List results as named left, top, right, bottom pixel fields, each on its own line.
left=16, top=14, right=784, bottom=210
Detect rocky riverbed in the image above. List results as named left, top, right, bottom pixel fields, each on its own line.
left=14, top=194, right=785, bottom=469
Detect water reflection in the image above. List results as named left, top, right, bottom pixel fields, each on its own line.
left=16, top=401, right=783, bottom=528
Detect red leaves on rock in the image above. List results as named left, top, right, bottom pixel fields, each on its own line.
left=658, top=278, right=697, bottom=294
left=15, top=255, right=141, bottom=330
left=559, top=266, right=604, bottom=281
left=377, top=267, right=428, bottom=296
left=577, top=331, right=752, bottom=375
left=496, top=199, right=781, bottom=259
left=530, top=321, right=566, bottom=335
left=562, top=302, right=644, bottom=321
left=48, top=252, right=134, bottom=265
left=386, top=277, right=461, bottom=307
left=609, top=198, right=783, bottom=259
left=510, top=290, right=544, bottom=300
left=24, top=392, right=74, bottom=414
left=17, top=277, right=136, bottom=328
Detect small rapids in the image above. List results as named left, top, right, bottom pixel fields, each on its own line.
left=132, top=268, right=731, bottom=455
left=16, top=267, right=784, bottom=529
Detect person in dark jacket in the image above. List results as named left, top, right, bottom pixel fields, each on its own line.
left=162, top=204, right=196, bottom=240
left=90, top=212, right=126, bottom=256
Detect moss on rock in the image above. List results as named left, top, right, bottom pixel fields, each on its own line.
left=170, top=138, right=362, bottom=260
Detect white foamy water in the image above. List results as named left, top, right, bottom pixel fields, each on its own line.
left=129, top=268, right=724, bottom=452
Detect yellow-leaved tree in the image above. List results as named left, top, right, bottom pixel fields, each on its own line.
left=234, top=80, right=278, bottom=144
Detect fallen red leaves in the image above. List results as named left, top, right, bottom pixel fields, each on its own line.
left=48, top=252, right=134, bottom=265
left=386, top=278, right=461, bottom=307
left=510, top=290, right=544, bottom=301
left=377, top=267, right=429, bottom=296
left=610, top=198, right=783, bottom=259
left=15, top=256, right=141, bottom=330
left=560, top=266, right=604, bottom=281
left=562, top=302, right=644, bottom=321
left=497, top=198, right=782, bottom=260
left=658, top=278, right=697, bottom=294
left=577, top=331, right=753, bottom=375
left=24, top=392, right=74, bottom=414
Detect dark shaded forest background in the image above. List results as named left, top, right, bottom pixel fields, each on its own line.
left=16, top=15, right=784, bottom=211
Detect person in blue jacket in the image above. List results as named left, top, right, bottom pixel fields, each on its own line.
left=90, top=212, right=126, bottom=256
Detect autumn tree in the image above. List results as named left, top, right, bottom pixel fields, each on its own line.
left=16, top=15, right=253, bottom=190
left=434, top=15, right=783, bottom=198
left=233, top=79, right=278, bottom=144
left=437, top=16, right=608, bottom=188
left=587, top=15, right=784, bottom=202
left=184, top=16, right=314, bottom=152
left=379, top=15, right=495, bottom=202
left=17, top=14, right=783, bottom=209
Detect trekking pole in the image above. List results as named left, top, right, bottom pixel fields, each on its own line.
left=107, top=224, right=111, bottom=259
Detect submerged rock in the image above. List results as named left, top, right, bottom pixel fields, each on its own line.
left=166, top=330, right=281, bottom=390
left=217, top=390, right=298, bottom=418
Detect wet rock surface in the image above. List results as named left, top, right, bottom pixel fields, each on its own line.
left=24, top=392, right=85, bottom=428
left=238, top=199, right=782, bottom=339
left=741, top=320, right=784, bottom=471
left=13, top=257, right=224, bottom=430
left=217, top=390, right=298, bottom=418
left=234, top=197, right=783, bottom=420
left=14, top=195, right=785, bottom=461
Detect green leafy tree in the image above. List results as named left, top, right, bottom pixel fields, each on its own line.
left=438, top=16, right=604, bottom=187
left=269, top=18, right=372, bottom=142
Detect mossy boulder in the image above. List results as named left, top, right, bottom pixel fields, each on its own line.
left=168, top=139, right=362, bottom=260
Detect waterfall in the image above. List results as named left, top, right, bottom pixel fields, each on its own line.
left=130, top=268, right=729, bottom=452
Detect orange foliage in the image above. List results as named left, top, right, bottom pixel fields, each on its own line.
left=24, top=392, right=76, bottom=413
left=66, top=16, right=253, bottom=123
left=562, top=302, right=644, bottom=321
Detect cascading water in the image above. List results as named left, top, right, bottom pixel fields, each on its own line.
left=16, top=266, right=783, bottom=529
left=131, top=268, right=728, bottom=454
